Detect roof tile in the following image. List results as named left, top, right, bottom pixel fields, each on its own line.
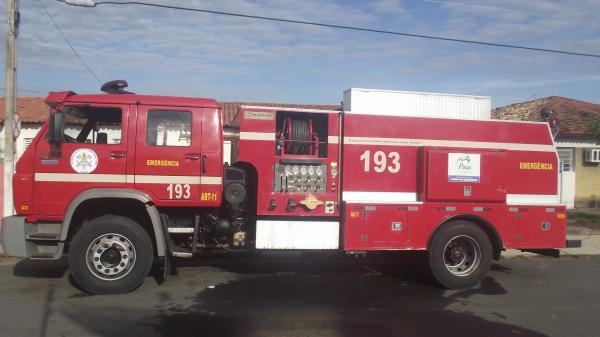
left=0, top=97, right=49, bottom=124
left=493, top=96, right=600, bottom=140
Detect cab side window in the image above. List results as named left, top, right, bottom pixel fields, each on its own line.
left=63, top=106, right=122, bottom=144
left=146, top=110, right=192, bottom=147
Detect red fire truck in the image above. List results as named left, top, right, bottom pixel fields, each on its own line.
left=1, top=81, right=579, bottom=294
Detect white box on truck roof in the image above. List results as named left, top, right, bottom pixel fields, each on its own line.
left=343, top=88, right=491, bottom=120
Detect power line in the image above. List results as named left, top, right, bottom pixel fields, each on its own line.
left=39, top=0, right=102, bottom=84
left=57, top=0, right=600, bottom=59
left=0, top=88, right=49, bottom=94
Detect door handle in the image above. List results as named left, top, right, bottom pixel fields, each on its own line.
left=110, top=152, right=126, bottom=159
left=185, top=154, right=200, bottom=161
left=202, top=155, right=207, bottom=174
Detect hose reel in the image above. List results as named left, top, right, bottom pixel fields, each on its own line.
left=280, top=116, right=319, bottom=156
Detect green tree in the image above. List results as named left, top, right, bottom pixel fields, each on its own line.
left=591, top=119, right=600, bottom=144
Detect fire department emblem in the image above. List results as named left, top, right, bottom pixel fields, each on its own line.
left=70, top=149, right=99, bottom=173
left=300, top=194, right=324, bottom=210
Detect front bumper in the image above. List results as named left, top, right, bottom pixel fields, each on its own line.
left=1, top=216, right=64, bottom=259
left=1, top=216, right=28, bottom=257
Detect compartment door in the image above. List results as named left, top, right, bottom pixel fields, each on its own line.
left=344, top=205, right=366, bottom=250
left=427, top=148, right=506, bottom=202
left=517, top=207, right=566, bottom=248
left=365, top=205, right=408, bottom=249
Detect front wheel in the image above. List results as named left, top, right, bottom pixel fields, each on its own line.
left=68, top=215, right=154, bottom=294
left=429, top=221, right=492, bottom=289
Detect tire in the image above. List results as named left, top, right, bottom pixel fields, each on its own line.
left=68, top=215, right=154, bottom=294
left=428, top=221, right=492, bottom=289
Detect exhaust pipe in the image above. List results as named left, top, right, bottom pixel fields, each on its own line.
left=223, top=126, right=240, bottom=141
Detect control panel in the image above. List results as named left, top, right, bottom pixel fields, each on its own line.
left=274, top=162, right=328, bottom=193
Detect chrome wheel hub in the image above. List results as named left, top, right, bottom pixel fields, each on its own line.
left=443, top=235, right=481, bottom=277
left=86, top=233, right=136, bottom=281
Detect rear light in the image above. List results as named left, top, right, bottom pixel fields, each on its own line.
left=556, top=213, right=566, bottom=219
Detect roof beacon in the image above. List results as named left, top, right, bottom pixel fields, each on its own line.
left=100, top=80, right=134, bottom=95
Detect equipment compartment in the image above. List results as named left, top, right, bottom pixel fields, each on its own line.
left=426, top=148, right=506, bottom=202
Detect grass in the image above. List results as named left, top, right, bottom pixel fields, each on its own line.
left=568, top=209, right=600, bottom=229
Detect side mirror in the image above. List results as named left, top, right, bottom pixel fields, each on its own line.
left=47, top=112, right=64, bottom=145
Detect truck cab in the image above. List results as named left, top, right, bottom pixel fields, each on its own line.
left=3, top=83, right=239, bottom=293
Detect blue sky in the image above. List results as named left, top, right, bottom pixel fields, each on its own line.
left=1, top=0, right=599, bottom=107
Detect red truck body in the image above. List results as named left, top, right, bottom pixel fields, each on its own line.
left=236, top=106, right=565, bottom=251
left=1, top=84, right=574, bottom=294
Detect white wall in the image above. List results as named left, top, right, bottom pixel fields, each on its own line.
left=1, top=123, right=44, bottom=161
left=559, top=171, right=576, bottom=209
left=223, top=140, right=232, bottom=164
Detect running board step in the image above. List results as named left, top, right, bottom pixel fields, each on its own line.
left=30, top=253, right=56, bottom=259
left=168, top=227, right=195, bottom=234
left=26, top=233, right=60, bottom=241
left=172, top=247, right=193, bottom=258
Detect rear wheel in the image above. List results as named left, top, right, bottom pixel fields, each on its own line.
left=69, top=215, right=153, bottom=294
left=429, top=221, right=492, bottom=289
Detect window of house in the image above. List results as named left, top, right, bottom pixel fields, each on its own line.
left=557, top=148, right=574, bottom=172
left=146, top=110, right=192, bottom=147
left=61, top=106, right=122, bottom=145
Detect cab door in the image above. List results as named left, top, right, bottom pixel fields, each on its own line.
left=133, top=106, right=203, bottom=206
left=33, top=104, right=128, bottom=216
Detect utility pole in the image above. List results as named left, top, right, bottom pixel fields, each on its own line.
left=4, top=0, right=18, bottom=216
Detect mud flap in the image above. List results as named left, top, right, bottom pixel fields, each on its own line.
left=158, top=214, right=177, bottom=280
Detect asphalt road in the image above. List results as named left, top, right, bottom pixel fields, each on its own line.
left=0, top=253, right=598, bottom=337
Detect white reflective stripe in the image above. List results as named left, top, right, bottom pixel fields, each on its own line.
left=134, top=175, right=201, bottom=184
left=239, top=132, right=275, bottom=141
left=35, top=173, right=222, bottom=185
left=241, top=105, right=340, bottom=114
left=343, top=191, right=420, bottom=204
left=240, top=132, right=339, bottom=144
left=200, top=176, right=223, bottom=185
left=506, top=194, right=561, bottom=205
left=343, top=136, right=556, bottom=152
left=35, top=173, right=126, bottom=183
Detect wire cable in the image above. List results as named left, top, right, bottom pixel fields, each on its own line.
left=1, top=87, right=49, bottom=94
left=56, top=0, right=600, bottom=59
left=40, top=0, right=102, bottom=84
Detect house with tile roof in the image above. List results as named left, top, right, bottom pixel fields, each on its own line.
left=493, top=96, right=600, bottom=208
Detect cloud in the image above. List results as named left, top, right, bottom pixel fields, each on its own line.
left=0, top=0, right=598, bottom=105
left=367, top=0, right=411, bottom=18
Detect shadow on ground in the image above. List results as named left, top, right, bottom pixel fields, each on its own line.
left=13, top=257, right=68, bottom=278
left=56, top=253, right=545, bottom=337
